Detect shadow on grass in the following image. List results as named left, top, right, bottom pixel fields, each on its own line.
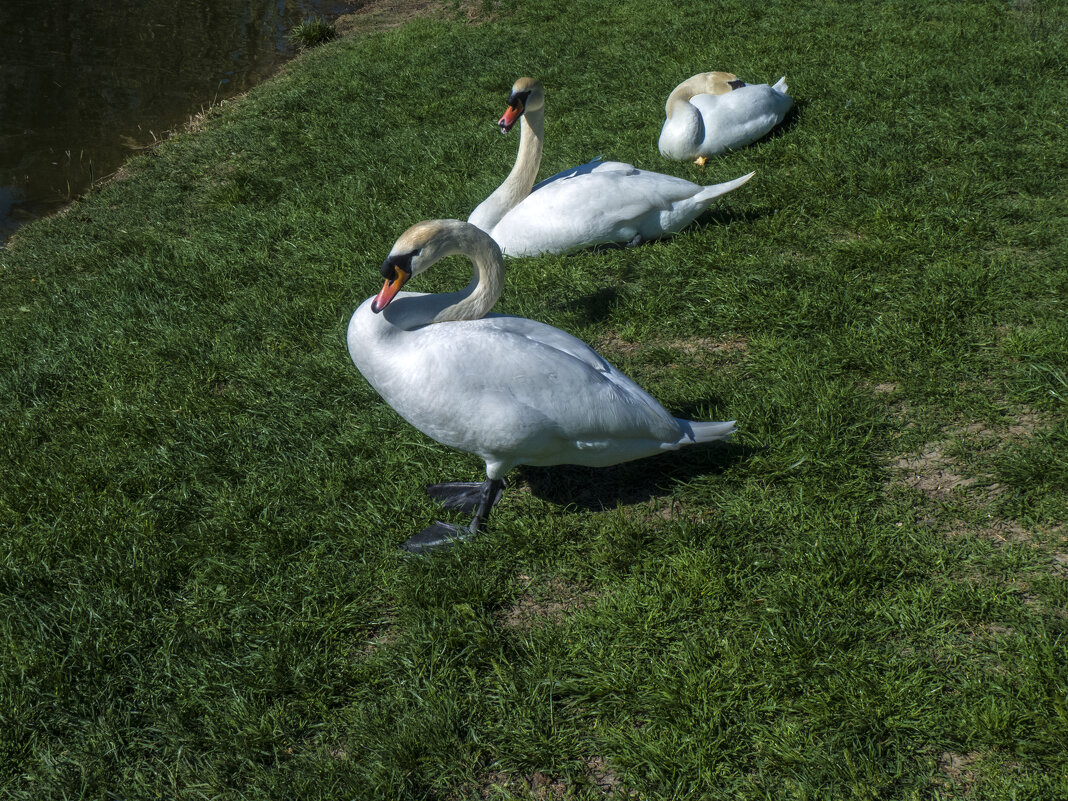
left=557, top=284, right=620, bottom=324
left=551, top=204, right=767, bottom=322
left=761, top=95, right=806, bottom=144
left=697, top=204, right=775, bottom=230
left=518, top=439, right=749, bottom=511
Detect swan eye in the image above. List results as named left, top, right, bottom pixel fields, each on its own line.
left=380, top=250, right=418, bottom=280
left=507, top=90, right=530, bottom=112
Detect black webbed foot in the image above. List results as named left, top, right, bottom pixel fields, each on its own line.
left=426, top=479, right=507, bottom=513
left=402, top=521, right=472, bottom=554
left=403, top=477, right=506, bottom=554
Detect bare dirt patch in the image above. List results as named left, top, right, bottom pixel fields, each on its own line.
left=933, top=517, right=1068, bottom=590
left=891, top=407, right=1051, bottom=501
left=653, top=497, right=686, bottom=521
left=585, top=756, right=633, bottom=797
left=672, top=335, right=749, bottom=355
left=895, top=445, right=976, bottom=498
left=498, top=575, right=596, bottom=629
left=595, top=333, right=642, bottom=356
left=337, top=0, right=494, bottom=35
left=635, top=496, right=717, bottom=527
left=472, top=769, right=568, bottom=800
left=889, top=413, right=1068, bottom=582
left=834, top=229, right=865, bottom=242
left=947, top=519, right=1033, bottom=545
left=1026, top=591, right=1068, bottom=619
left=472, top=757, right=629, bottom=799
left=954, top=410, right=1044, bottom=444
left=936, top=750, right=981, bottom=792
left=527, top=772, right=569, bottom=800
left=1051, top=551, right=1068, bottom=577
left=357, top=622, right=398, bottom=658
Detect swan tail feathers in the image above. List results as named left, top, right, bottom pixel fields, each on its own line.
left=772, top=76, right=788, bottom=94
left=677, top=419, right=737, bottom=445
left=696, top=171, right=756, bottom=204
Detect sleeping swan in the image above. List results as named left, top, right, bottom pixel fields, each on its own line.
left=347, top=220, right=737, bottom=552
left=658, top=71, right=793, bottom=165
left=467, top=77, right=754, bottom=257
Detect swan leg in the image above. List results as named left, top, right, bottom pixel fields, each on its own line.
left=402, top=478, right=506, bottom=554
left=426, top=478, right=507, bottom=513
left=626, top=233, right=644, bottom=248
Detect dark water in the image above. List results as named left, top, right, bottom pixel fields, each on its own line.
left=0, top=0, right=355, bottom=244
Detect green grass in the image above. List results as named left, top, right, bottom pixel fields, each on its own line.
left=289, top=18, right=338, bottom=51
left=1, top=0, right=1067, bottom=798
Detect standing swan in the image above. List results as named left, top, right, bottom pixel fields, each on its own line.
left=658, top=72, right=793, bottom=165
left=467, top=78, right=754, bottom=257
left=347, top=220, right=737, bottom=553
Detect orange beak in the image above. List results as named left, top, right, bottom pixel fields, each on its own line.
left=371, top=268, right=410, bottom=313
left=498, top=101, right=523, bottom=133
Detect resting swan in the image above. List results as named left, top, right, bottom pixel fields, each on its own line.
left=658, top=72, right=793, bottom=164
left=467, top=77, right=754, bottom=257
left=347, top=219, right=737, bottom=552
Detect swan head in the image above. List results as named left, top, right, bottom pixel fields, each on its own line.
left=497, top=77, right=544, bottom=134
left=371, top=220, right=501, bottom=314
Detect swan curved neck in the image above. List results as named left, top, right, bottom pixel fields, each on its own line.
left=665, top=82, right=697, bottom=117
left=469, top=108, right=544, bottom=232
left=666, top=73, right=735, bottom=116
left=431, top=229, right=504, bottom=323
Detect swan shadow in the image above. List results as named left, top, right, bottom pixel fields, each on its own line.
left=556, top=284, right=620, bottom=325
left=760, top=96, right=807, bottom=143
left=693, top=204, right=774, bottom=231
left=518, top=439, right=749, bottom=511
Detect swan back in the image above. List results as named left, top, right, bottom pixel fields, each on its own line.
left=488, top=168, right=754, bottom=257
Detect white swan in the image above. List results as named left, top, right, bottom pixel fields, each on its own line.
left=467, top=77, right=754, bottom=257
left=658, top=72, right=793, bottom=164
left=347, top=219, right=737, bottom=552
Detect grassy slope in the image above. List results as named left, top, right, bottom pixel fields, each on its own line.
left=1, top=0, right=1066, bottom=798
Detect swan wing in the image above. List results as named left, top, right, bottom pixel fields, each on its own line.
left=532, top=158, right=637, bottom=192
left=690, top=84, right=793, bottom=151
left=372, top=315, right=684, bottom=464
left=470, top=315, right=682, bottom=441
